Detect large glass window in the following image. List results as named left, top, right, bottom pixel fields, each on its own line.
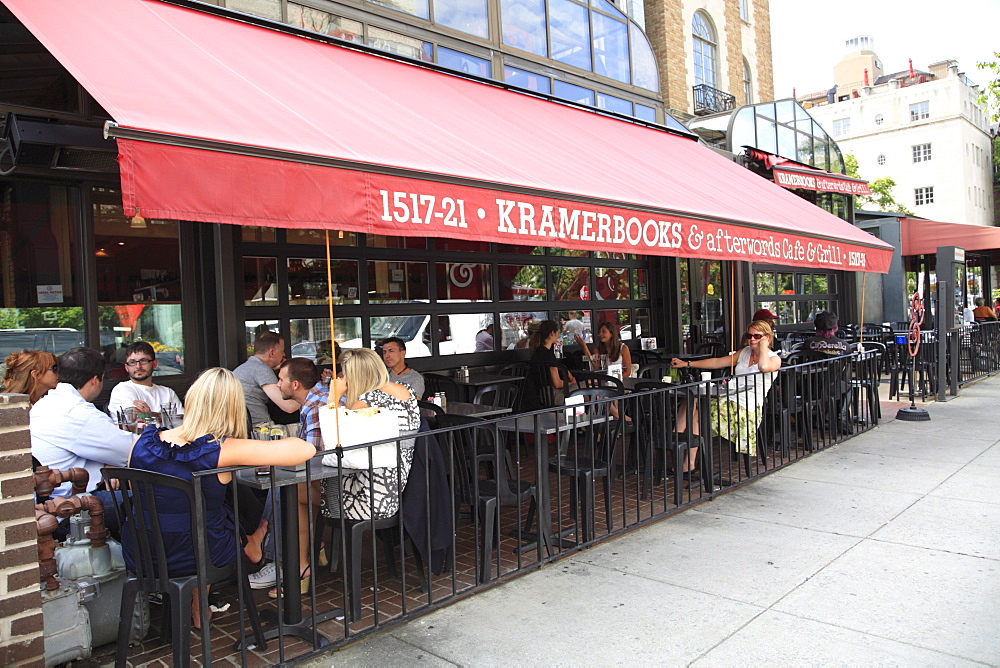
left=499, top=264, right=547, bottom=301
left=597, top=92, right=632, bottom=115
left=553, top=80, right=595, bottom=105
left=550, top=0, right=592, bottom=71
left=754, top=269, right=837, bottom=327
left=551, top=266, right=590, bottom=300
left=287, top=4, right=362, bottom=42
left=433, top=0, right=488, bottom=38
left=692, top=11, right=717, bottom=88
left=500, top=310, right=547, bottom=349
left=289, top=317, right=362, bottom=361
left=594, top=267, right=630, bottom=300
left=243, top=257, right=278, bottom=306
left=437, top=46, right=492, bottom=77
left=93, top=187, right=184, bottom=374
left=436, top=263, right=492, bottom=302
left=504, top=65, right=551, bottom=93
left=629, top=24, right=658, bottom=92
left=591, top=12, right=629, bottom=83
left=367, top=261, right=429, bottom=303
left=500, top=0, right=548, bottom=56
left=368, top=26, right=433, bottom=61
left=288, top=258, right=359, bottom=305
left=369, top=314, right=432, bottom=357
left=0, top=182, right=85, bottom=359
left=369, top=0, right=429, bottom=19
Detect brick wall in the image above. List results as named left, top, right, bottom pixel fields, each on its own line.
left=752, top=0, right=774, bottom=100
left=0, top=394, right=44, bottom=667
left=643, top=0, right=688, bottom=112
left=723, top=0, right=743, bottom=104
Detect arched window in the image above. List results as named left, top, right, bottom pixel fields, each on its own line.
left=692, top=11, right=717, bottom=88
left=743, top=59, right=753, bottom=104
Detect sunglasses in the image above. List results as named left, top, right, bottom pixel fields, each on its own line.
left=747, top=332, right=765, bottom=340
left=49, top=365, right=59, bottom=372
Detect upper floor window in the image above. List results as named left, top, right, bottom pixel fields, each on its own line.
left=739, top=0, right=750, bottom=21
left=914, top=186, right=934, bottom=206
left=877, top=154, right=886, bottom=166
left=743, top=59, right=753, bottom=104
left=832, top=118, right=851, bottom=137
left=909, top=101, right=929, bottom=121
left=692, top=11, right=717, bottom=88
left=912, top=143, right=932, bottom=163
left=874, top=114, right=884, bottom=126
left=433, top=0, right=489, bottom=38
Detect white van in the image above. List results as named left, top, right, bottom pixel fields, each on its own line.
left=343, top=311, right=490, bottom=357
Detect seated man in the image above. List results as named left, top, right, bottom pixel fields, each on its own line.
left=107, top=341, right=184, bottom=418
left=972, top=297, right=997, bottom=322
left=381, top=336, right=425, bottom=399
left=801, top=312, right=848, bottom=357
left=234, top=331, right=300, bottom=426
left=32, top=347, right=135, bottom=497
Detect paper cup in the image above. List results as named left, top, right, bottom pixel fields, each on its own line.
left=700, top=372, right=712, bottom=382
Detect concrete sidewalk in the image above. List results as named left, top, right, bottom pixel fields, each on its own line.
left=315, top=377, right=1000, bottom=666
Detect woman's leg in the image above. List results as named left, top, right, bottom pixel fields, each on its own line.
left=674, top=398, right=700, bottom=471
left=243, top=518, right=268, bottom=564
left=296, top=481, right=323, bottom=574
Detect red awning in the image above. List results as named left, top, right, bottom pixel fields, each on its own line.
left=900, top=217, right=1000, bottom=256
left=747, top=149, right=872, bottom=197
left=6, top=0, right=893, bottom=273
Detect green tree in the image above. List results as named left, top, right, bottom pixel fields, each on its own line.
left=976, top=52, right=1000, bottom=124
left=844, top=153, right=913, bottom=215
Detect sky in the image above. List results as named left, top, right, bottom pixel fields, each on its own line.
left=767, top=0, right=1000, bottom=101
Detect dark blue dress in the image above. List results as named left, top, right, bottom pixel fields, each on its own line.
left=122, top=426, right=237, bottom=577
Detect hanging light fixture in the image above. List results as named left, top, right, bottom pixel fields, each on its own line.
left=129, top=206, right=147, bottom=229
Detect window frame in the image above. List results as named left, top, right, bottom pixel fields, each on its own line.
left=691, top=11, right=717, bottom=89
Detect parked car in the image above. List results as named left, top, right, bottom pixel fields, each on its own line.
left=0, top=328, right=86, bottom=360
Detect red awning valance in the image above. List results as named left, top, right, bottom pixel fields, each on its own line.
left=6, top=0, right=893, bottom=273
left=748, top=149, right=872, bottom=197
left=900, top=216, right=1000, bottom=256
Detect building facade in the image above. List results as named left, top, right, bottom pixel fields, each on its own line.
left=801, top=37, right=994, bottom=227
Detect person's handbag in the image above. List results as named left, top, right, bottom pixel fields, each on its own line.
left=319, top=406, right=402, bottom=469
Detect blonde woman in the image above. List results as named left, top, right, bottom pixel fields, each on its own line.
left=2, top=350, right=59, bottom=404
left=671, top=319, right=782, bottom=472
left=121, top=368, right=314, bottom=623
left=322, top=347, right=419, bottom=521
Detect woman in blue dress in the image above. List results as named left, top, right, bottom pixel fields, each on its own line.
left=121, top=367, right=314, bottom=625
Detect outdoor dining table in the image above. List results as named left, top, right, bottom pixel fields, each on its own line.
left=420, top=401, right=512, bottom=419
left=427, top=371, right=524, bottom=402
left=495, top=410, right=609, bottom=557
left=236, top=459, right=343, bottom=647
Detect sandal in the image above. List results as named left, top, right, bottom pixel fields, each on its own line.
left=268, top=567, right=311, bottom=599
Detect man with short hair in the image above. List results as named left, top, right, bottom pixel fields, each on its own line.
left=234, top=331, right=300, bottom=426
left=31, top=347, right=134, bottom=497
left=381, top=337, right=425, bottom=399
left=107, top=341, right=183, bottom=417
left=802, top=311, right=848, bottom=357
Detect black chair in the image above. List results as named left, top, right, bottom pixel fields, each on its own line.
left=847, top=341, right=884, bottom=426
left=637, top=363, right=673, bottom=380
left=498, top=361, right=529, bottom=377
left=472, top=382, right=519, bottom=410
left=635, top=349, right=664, bottom=366
left=695, top=341, right=723, bottom=358
left=425, top=373, right=461, bottom=403
left=550, top=388, right=624, bottom=542
left=102, top=466, right=267, bottom=667
left=523, top=361, right=572, bottom=411
left=438, top=414, right=537, bottom=583
left=573, top=370, right=624, bottom=392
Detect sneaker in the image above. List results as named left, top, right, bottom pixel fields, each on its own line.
left=248, top=562, right=277, bottom=589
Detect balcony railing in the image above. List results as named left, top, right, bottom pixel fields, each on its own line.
left=693, top=83, right=736, bottom=116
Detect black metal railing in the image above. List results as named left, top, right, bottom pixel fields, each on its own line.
left=957, top=321, right=1000, bottom=385
left=127, top=352, right=886, bottom=665
left=693, top=83, right=736, bottom=116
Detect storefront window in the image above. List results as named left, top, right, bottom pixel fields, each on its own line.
left=370, top=314, right=431, bottom=357
left=289, top=317, right=362, bottom=361
left=434, top=0, right=488, bottom=38
left=755, top=269, right=837, bottom=326
left=244, top=257, right=279, bottom=306
left=633, top=268, right=648, bottom=300
left=369, top=234, right=427, bottom=249
left=436, top=239, right=490, bottom=252
left=595, top=267, right=629, bottom=300
left=0, top=182, right=84, bottom=358
left=286, top=229, right=357, bottom=246
left=439, top=313, right=493, bottom=355
left=496, top=244, right=546, bottom=255
left=550, top=0, right=591, bottom=71
left=550, top=248, right=589, bottom=257
left=242, top=226, right=276, bottom=243
left=436, top=263, right=492, bottom=302
left=500, top=0, right=548, bottom=56
left=368, top=261, right=429, bottom=303
left=595, top=308, right=632, bottom=339
left=635, top=307, right=650, bottom=340
left=499, top=264, right=546, bottom=301
left=93, top=188, right=184, bottom=374
left=551, top=266, right=590, bottom=300
left=500, top=310, right=546, bottom=349
left=244, top=320, right=279, bottom=358
left=288, top=258, right=359, bottom=305
left=555, top=309, right=592, bottom=345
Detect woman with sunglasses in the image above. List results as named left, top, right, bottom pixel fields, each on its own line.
left=670, top=319, right=782, bottom=476
left=2, top=350, right=59, bottom=404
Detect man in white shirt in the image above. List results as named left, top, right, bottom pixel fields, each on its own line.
left=31, top=347, right=135, bottom=498
left=107, top=341, right=183, bottom=417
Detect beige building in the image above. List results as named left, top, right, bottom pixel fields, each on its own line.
left=643, top=0, right=774, bottom=118
left=802, top=37, right=993, bottom=226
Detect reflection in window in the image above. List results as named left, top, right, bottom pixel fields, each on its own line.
left=226, top=0, right=281, bottom=20
left=500, top=0, right=547, bottom=56
left=556, top=309, right=592, bottom=345
left=504, top=65, right=551, bottom=94
left=550, top=247, right=589, bottom=257
left=629, top=24, right=659, bottom=92
left=553, top=80, right=595, bottom=105
left=368, top=26, right=433, bottom=61
left=436, top=263, right=492, bottom=302
left=635, top=307, right=650, bottom=340
left=550, top=0, right=591, bottom=71
left=595, top=308, right=632, bottom=339
left=245, top=320, right=279, bottom=358
left=243, top=257, right=278, bottom=306
left=500, top=310, right=547, bottom=349
left=499, top=264, right=546, bottom=300
left=369, top=0, right=429, bottom=19
left=633, top=268, right=648, bottom=300
left=369, top=235, right=426, bottom=249
left=634, top=104, right=656, bottom=122
left=370, top=314, right=431, bottom=357
left=435, top=238, right=490, bottom=252
left=496, top=244, right=545, bottom=255
left=437, top=46, right=492, bottom=77
left=434, top=0, right=488, bottom=38
left=287, top=4, right=363, bottom=42
left=289, top=317, right=362, bottom=363
left=551, top=266, right=590, bottom=300
left=439, top=313, right=493, bottom=355
left=592, top=12, right=629, bottom=83
left=286, top=228, right=357, bottom=246
left=368, top=261, right=429, bottom=303
left=597, top=92, right=632, bottom=115
left=692, top=11, right=717, bottom=88
left=594, top=268, right=630, bottom=300
left=241, top=226, right=276, bottom=243
left=288, top=258, right=359, bottom=305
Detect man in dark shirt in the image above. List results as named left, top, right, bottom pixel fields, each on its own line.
left=802, top=311, right=848, bottom=357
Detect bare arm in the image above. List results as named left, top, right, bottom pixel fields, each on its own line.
left=262, top=383, right=301, bottom=412
left=671, top=352, right=739, bottom=371
left=574, top=334, right=593, bottom=359
left=756, top=339, right=782, bottom=373
left=620, top=345, right=633, bottom=376
left=217, top=436, right=315, bottom=468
